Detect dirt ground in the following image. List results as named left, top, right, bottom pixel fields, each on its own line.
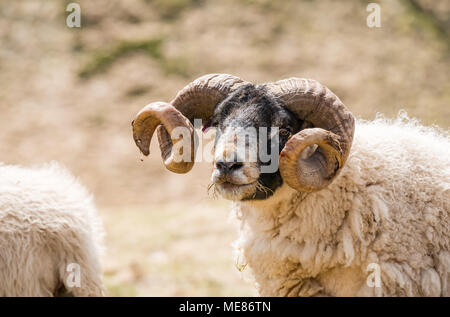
left=0, top=0, right=448, bottom=296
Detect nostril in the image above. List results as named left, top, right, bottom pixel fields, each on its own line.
left=216, top=161, right=243, bottom=171
left=229, top=162, right=243, bottom=170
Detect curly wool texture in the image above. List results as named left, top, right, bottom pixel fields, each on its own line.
left=232, top=114, right=450, bottom=296
left=0, top=162, right=105, bottom=296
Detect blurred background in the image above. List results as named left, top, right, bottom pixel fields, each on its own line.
left=0, top=0, right=448, bottom=296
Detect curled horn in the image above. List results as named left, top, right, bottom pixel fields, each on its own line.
left=264, top=78, right=355, bottom=192
left=132, top=102, right=195, bottom=173
left=132, top=74, right=248, bottom=173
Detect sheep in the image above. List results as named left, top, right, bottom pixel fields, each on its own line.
left=132, top=73, right=450, bottom=297
left=231, top=114, right=450, bottom=297
left=0, top=162, right=105, bottom=296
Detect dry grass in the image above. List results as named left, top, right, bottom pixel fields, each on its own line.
left=100, top=201, right=257, bottom=296
left=0, top=0, right=448, bottom=296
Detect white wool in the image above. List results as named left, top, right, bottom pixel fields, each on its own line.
left=232, top=113, right=450, bottom=296
left=0, top=162, right=105, bottom=296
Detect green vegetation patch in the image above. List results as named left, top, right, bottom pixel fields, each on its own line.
left=79, top=39, right=190, bottom=78
left=402, top=0, right=450, bottom=50
left=148, top=0, right=203, bottom=21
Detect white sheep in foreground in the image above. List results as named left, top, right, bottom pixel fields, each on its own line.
left=0, top=162, right=105, bottom=296
left=132, top=73, right=450, bottom=296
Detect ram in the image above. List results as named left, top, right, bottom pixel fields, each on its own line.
left=132, top=74, right=450, bottom=297
left=0, top=162, right=105, bottom=296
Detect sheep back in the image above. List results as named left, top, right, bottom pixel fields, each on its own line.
left=0, top=162, right=105, bottom=296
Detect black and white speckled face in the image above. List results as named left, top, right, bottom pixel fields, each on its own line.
left=209, top=84, right=301, bottom=201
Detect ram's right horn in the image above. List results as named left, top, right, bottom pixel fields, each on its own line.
left=132, top=102, right=195, bottom=174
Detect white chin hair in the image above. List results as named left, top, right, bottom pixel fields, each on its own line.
left=216, top=183, right=257, bottom=201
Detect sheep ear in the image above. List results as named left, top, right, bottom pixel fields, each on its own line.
left=202, top=119, right=212, bottom=132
